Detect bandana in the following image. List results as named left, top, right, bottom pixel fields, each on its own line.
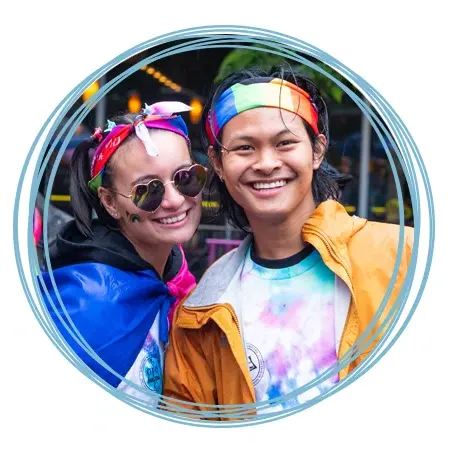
left=88, top=101, right=191, bottom=192
left=206, top=77, right=319, bottom=145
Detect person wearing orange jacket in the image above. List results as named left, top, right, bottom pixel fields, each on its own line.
left=162, top=66, right=413, bottom=420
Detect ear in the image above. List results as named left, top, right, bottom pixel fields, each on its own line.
left=313, top=134, right=327, bottom=170
left=97, top=187, right=121, bottom=220
left=207, top=145, right=224, bottom=178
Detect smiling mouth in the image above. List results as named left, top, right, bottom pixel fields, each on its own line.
left=251, top=179, right=289, bottom=190
left=155, top=210, right=188, bottom=225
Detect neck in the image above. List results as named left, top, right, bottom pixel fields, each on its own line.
left=137, top=244, right=173, bottom=277
left=248, top=197, right=317, bottom=260
left=122, top=231, right=173, bottom=277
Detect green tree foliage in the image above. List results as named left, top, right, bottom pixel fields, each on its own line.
left=215, top=46, right=352, bottom=104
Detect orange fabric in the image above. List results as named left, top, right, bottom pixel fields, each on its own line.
left=162, top=200, right=414, bottom=420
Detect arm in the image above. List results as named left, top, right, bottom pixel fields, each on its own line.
left=348, top=222, right=414, bottom=361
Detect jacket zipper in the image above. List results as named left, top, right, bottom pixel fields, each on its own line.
left=223, top=304, right=241, bottom=334
left=303, top=224, right=356, bottom=371
left=303, top=224, right=355, bottom=293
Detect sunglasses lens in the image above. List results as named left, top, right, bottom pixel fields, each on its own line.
left=132, top=180, right=164, bottom=212
left=174, top=165, right=207, bottom=197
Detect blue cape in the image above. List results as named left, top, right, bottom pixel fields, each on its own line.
left=40, top=262, right=175, bottom=387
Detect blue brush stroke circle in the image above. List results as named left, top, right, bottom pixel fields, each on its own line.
left=14, top=26, right=434, bottom=427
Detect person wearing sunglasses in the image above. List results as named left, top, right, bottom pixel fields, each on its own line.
left=40, top=101, right=207, bottom=403
left=162, top=68, right=414, bottom=420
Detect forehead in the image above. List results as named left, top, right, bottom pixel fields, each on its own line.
left=113, top=131, right=191, bottom=180
left=221, top=107, right=307, bottom=141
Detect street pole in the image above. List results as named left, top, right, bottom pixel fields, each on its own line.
left=358, top=100, right=372, bottom=218
left=225, top=219, right=231, bottom=240
left=95, top=75, right=107, bottom=128
left=92, top=75, right=107, bottom=220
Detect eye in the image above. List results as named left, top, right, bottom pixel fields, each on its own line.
left=277, top=140, right=296, bottom=147
left=232, top=144, right=254, bottom=152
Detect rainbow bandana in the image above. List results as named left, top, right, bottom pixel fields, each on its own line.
left=88, top=101, right=191, bottom=192
left=206, top=77, right=319, bottom=145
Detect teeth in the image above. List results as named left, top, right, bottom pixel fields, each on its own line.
left=158, top=212, right=187, bottom=224
left=253, top=180, right=287, bottom=190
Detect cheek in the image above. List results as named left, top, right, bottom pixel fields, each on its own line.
left=127, top=212, right=144, bottom=224
left=222, top=156, right=247, bottom=181
left=186, top=196, right=202, bottom=217
left=114, top=196, right=130, bottom=212
left=286, top=151, right=315, bottom=173
left=116, top=197, right=139, bottom=215
left=114, top=196, right=152, bottom=224
left=192, top=196, right=202, bottom=211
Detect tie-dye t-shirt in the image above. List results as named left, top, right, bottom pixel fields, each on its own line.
left=235, top=245, right=339, bottom=414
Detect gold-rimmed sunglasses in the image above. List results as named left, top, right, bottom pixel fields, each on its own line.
left=110, top=164, right=208, bottom=213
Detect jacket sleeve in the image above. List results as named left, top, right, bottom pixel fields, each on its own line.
left=348, top=222, right=414, bottom=360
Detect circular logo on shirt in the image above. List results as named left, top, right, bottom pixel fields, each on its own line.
left=246, top=343, right=265, bottom=385
left=140, top=347, right=162, bottom=393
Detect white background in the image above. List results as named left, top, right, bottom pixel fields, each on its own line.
left=1, top=1, right=449, bottom=448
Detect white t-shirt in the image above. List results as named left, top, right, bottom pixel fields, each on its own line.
left=117, top=312, right=164, bottom=405
left=229, top=245, right=341, bottom=414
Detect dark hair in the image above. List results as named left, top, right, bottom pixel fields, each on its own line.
left=69, top=112, right=139, bottom=238
left=200, top=65, right=352, bottom=232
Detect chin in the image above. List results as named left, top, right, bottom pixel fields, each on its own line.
left=245, top=205, right=291, bottom=221
left=254, top=212, right=290, bottom=225
left=169, top=229, right=196, bottom=245
left=163, top=222, right=199, bottom=245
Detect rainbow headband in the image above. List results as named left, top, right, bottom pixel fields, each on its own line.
left=206, top=77, right=319, bottom=145
left=88, top=101, right=191, bottom=192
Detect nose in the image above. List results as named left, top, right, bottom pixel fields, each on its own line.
left=251, top=147, right=282, bottom=174
left=159, top=182, right=185, bottom=210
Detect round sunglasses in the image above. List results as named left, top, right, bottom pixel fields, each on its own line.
left=111, top=164, right=208, bottom=213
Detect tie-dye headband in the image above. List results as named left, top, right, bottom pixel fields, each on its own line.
left=206, top=78, right=319, bottom=145
left=88, top=101, right=191, bottom=192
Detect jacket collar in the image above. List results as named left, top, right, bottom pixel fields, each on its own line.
left=184, top=200, right=366, bottom=309
left=184, top=234, right=252, bottom=308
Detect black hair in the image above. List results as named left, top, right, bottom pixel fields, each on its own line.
left=200, top=65, right=353, bottom=233
left=69, top=112, right=139, bottom=238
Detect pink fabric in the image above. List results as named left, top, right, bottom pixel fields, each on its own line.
left=166, top=245, right=196, bottom=325
left=33, top=207, right=42, bottom=247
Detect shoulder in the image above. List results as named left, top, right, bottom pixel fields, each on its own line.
left=347, top=220, right=414, bottom=276
left=41, top=262, right=165, bottom=298
left=182, top=242, right=248, bottom=309
left=350, top=220, right=413, bottom=254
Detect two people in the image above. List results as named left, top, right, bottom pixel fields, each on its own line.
left=42, top=66, right=413, bottom=418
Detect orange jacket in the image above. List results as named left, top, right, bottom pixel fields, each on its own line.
left=162, top=201, right=414, bottom=419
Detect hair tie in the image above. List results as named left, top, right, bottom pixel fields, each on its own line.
left=206, top=78, right=320, bottom=144
left=90, top=127, right=104, bottom=143
left=134, top=115, right=158, bottom=157
left=105, top=120, right=117, bottom=133
left=88, top=101, right=192, bottom=193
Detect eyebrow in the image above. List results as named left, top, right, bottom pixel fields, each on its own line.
left=131, top=162, right=193, bottom=186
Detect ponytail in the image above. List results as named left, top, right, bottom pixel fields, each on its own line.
left=69, top=138, right=98, bottom=238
